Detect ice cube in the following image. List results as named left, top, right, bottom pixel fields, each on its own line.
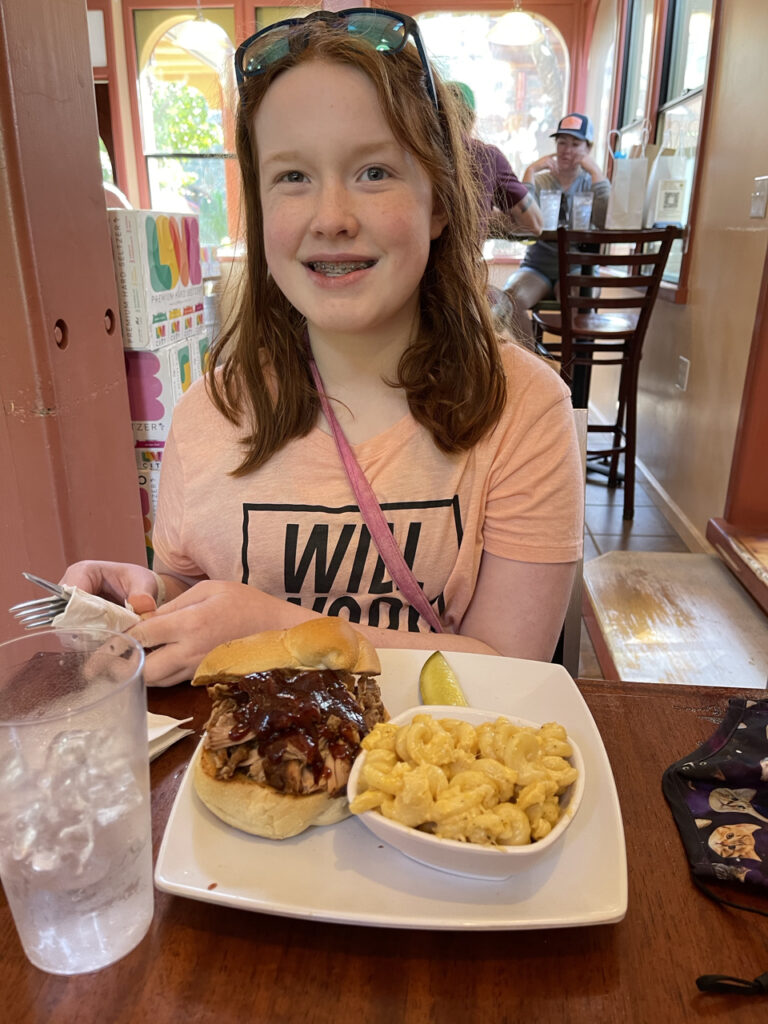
left=0, top=747, right=26, bottom=790
left=58, top=820, right=95, bottom=874
left=46, top=728, right=98, bottom=771
left=2, top=726, right=146, bottom=894
left=30, top=847, right=62, bottom=873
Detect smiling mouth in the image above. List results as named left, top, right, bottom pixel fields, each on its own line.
left=307, top=260, right=376, bottom=277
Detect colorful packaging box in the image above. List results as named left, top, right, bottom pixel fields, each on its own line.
left=124, top=331, right=209, bottom=444
left=109, top=209, right=205, bottom=350
left=136, top=446, right=163, bottom=568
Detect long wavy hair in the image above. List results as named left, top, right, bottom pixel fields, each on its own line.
left=209, top=21, right=507, bottom=474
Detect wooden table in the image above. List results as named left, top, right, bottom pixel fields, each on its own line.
left=4, top=679, right=768, bottom=1023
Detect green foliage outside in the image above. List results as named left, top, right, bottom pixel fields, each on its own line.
left=150, top=81, right=229, bottom=245
left=99, top=138, right=114, bottom=183
left=152, top=81, right=223, bottom=153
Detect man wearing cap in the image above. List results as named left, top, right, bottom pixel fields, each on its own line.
left=504, top=112, right=611, bottom=346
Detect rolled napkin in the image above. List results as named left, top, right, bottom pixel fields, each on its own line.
left=52, top=586, right=141, bottom=632
left=49, top=591, right=194, bottom=759
left=147, top=712, right=194, bottom=762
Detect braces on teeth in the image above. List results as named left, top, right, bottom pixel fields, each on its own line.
left=310, top=261, right=373, bottom=276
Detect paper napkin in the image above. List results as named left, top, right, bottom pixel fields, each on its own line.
left=147, top=712, right=195, bottom=762
left=52, top=586, right=141, bottom=632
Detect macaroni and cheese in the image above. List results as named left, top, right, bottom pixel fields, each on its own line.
left=349, top=713, right=578, bottom=846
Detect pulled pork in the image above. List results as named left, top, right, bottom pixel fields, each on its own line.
left=202, top=668, right=387, bottom=797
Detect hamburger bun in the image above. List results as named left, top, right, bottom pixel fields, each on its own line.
left=193, top=746, right=350, bottom=840
left=192, top=616, right=380, bottom=684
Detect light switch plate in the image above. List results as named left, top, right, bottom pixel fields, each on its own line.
left=676, top=355, right=690, bottom=392
left=750, top=176, right=768, bottom=219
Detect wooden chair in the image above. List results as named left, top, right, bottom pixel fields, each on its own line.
left=551, top=409, right=587, bottom=678
left=531, top=226, right=678, bottom=519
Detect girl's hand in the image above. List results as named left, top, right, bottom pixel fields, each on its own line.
left=60, top=560, right=159, bottom=606
left=128, top=580, right=305, bottom=687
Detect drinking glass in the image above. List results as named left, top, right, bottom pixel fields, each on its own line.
left=539, top=189, right=562, bottom=231
left=571, top=192, right=594, bottom=230
left=0, top=628, right=153, bottom=975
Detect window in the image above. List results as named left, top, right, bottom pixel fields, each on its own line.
left=662, top=0, right=712, bottom=97
left=99, top=138, right=114, bottom=182
left=135, top=9, right=236, bottom=248
left=614, top=0, right=715, bottom=290
left=655, top=0, right=712, bottom=282
left=418, top=11, right=568, bottom=176
left=618, top=0, right=655, bottom=132
left=418, top=10, right=568, bottom=258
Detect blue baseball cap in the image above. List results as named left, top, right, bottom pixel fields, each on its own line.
left=551, top=113, right=594, bottom=143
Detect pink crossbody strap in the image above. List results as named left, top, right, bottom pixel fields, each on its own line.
left=308, top=356, right=443, bottom=634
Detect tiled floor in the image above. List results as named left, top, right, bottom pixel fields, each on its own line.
left=578, top=467, right=690, bottom=679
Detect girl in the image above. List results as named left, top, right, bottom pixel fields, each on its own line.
left=63, top=9, right=583, bottom=686
left=504, top=112, right=611, bottom=346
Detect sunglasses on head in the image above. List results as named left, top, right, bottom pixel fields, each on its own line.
left=234, top=7, right=439, bottom=112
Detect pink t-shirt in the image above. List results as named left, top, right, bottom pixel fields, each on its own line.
left=152, top=342, right=583, bottom=635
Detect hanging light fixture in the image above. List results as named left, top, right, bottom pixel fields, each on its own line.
left=488, top=1, right=543, bottom=49
left=168, top=2, right=234, bottom=68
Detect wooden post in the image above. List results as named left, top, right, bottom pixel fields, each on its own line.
left=0, top=0, right=145, bottom=634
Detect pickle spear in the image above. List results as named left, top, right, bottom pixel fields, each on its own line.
left=418, top=651, right=469, bottom=706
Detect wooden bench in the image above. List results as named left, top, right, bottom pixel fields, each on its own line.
left=583, top=550, right=768, bottom=687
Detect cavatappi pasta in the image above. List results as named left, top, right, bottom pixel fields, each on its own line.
left=349, top=714, right=578, bottom=846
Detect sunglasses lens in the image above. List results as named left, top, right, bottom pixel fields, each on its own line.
left=345, top=13, right=407, bottom=52
left=240, top=29, right=291, bottom=76
left=236, top=11, right=435, bottom=110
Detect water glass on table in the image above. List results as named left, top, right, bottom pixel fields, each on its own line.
left=0, top=628, right=153, bottom=975
left=571, top=192, right=594, bottom=230
left=539, top=189, right=561, bottom=231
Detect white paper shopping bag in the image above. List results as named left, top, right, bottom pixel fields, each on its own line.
left=605, top=128, right=649, bottom=229
left=606, top=155, right=649, bottom=228
left=643, top=129, right=694, bottom=227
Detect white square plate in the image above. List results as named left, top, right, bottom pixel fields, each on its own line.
left=155, top=650, right=627, bottom=930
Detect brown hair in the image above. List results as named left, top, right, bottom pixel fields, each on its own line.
left=209, top=22, right=506, bottom=474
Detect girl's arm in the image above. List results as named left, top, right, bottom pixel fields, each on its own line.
left=129, top=548, right=577, bottom=687
left=129, top=580, right=501, bottom=687
left=458, top=552, right=578, bottom=662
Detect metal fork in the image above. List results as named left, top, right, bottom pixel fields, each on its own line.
left=9, top=573, right=71, bottom=629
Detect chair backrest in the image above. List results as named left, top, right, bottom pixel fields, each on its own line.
left=555, top=225, right=679, bottom=370
left=554, top=408, right=587, bottom=678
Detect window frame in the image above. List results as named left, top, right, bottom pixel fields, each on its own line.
left=611, top=0, right=722, bottom=303
left=617, top=0, right=655, bottom=133
left=88, top=0, right=129, bottom=191
left=121, top=2, right=254, bottom=212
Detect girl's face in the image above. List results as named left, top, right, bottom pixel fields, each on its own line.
left=555, top=134, right=589, bottom=172
left=255, top=60, right=447, bottom=346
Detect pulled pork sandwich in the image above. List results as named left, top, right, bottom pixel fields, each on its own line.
left=191, top=618, right=388, bottom=839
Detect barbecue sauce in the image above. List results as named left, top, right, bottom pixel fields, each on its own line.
left=224, top=668, right=368, bottom=786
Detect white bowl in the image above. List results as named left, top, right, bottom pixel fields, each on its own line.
left=347, top=705, right=584, bottom=880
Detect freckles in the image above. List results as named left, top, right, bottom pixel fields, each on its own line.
left=386, top=204, right=433, bottom=242
left=263, top=209, right=301, bottom=254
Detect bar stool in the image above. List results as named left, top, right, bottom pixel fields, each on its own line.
left=531, top=226, right=678, bottom=519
